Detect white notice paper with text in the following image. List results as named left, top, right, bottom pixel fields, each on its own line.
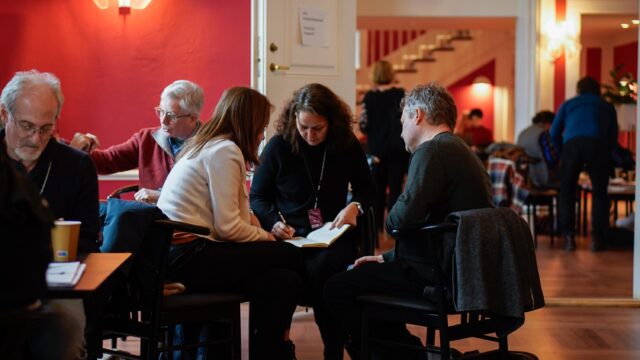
left=298, top=8, right=329, bottom=47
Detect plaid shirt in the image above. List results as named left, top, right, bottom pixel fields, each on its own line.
left=488, top=157, right=530, bottom=213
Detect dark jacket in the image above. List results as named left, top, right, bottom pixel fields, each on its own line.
left=448, top=207, right=545, bottom=318
left=0, top=146, right=54, bottom=311
left=1, top=129, right=100, bottom=254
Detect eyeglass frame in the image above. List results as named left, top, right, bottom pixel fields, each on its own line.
left=6, top=110, right=56, bottom=138
left=154, top=106, right=192, bottom=123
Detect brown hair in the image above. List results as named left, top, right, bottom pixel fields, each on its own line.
left=180, top=87, right=271, bottom=164
left=275, top=83, right=354, bottom=153
left=371, top=60, right=394, bottom=85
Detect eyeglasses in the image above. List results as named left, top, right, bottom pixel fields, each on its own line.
left=154, top=106, right=191, bottom=123
left=8, top=111, right=55, bottom=137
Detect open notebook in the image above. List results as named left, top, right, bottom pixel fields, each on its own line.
left=46, top=261, right=86, bottom=288
left=285, top=223, right=350, bottom=248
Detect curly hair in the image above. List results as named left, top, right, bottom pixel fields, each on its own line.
left=275, top=83, right=355, bottom=153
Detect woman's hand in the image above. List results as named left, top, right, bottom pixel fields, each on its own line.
left=271, top=221, right=295, bottom=240
left=330, top=202, right=359, bottom=229
left=350, top=255, right=384, bottom=269
left=134, top=188, right=160, bottom=204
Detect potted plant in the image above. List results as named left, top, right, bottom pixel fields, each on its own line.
left=602, top=64, right=637, bottom=131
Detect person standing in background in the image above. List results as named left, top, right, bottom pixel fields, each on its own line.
left=551, top=76, right=618, bottom=252
left=359, top=60, right=408, bottom=230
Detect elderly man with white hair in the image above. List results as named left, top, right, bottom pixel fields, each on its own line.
left=70, top=80, right=204, bottom=204
left=0, top=69, right=99, bottom=359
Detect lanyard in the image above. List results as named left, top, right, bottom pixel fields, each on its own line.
left=40, top=161, right=52, bottom=194
left=301, top=146, right=327, bottom=209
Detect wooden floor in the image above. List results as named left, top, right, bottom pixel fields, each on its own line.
left=104, top=232, right=640, bottom=360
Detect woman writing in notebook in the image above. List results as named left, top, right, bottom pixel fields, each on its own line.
left=250, top=83, right=375, bottom=359
left=157, top=87, right=303, bottom=359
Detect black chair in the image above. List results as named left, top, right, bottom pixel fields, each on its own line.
left=99, top=198, right=247, bottom=360
left=357, top=205, right=378, bottom=256
left=525, top=187, right=559, bottom=248
left=358, top=208, right=544, bottom=360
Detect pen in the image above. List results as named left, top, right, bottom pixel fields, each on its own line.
left=278, top=211, right=287, bottom=224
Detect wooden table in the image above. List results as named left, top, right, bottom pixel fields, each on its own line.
left=48, top=252, right=131, bottom=297
left=579, top=182, right=635, bottom=234
left=48, top=252, right=131, bottom=359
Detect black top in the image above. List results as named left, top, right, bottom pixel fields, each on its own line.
left=0, top=145, right=54, bottom=311
left=250, top=134, right=375, bottom=237
left=1, top=129, right=100, bottom=254
left=360, top=87, right=406, bottom=156
left=385, top=132, right=493, bottom=278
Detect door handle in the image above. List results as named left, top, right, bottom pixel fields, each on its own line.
left=269, top=63, right=290, bottom=72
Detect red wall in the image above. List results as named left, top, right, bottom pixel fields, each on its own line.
left=447, top=60, right=496, bottom=132
left=614, top=41, right=638, bottom=80
left=585, top=47, right=602, bottom=83
left=0, top=0, right=251, bottom=198
left=0, top=0, right=251, bottom=145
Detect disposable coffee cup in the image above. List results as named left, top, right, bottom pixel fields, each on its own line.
left=51, top=220, right=81, bottom=262
left=615, top=167, right=624, bottom=179
left=628, top=170, right=636, bottom=182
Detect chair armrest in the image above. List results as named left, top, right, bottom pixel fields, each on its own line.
left=391, top=222, right=457, bottom=239
left=155, top=219, right=210, bottom=236
left=108, top=184, right=140, bottom=199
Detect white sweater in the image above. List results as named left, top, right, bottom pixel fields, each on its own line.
left=157, top=137, right=272, bottom=242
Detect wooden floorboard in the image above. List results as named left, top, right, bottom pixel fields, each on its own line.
left=104, top=232, right=640, bottom=359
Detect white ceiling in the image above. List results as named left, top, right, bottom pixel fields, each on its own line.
left=357, top=17, right=515, bottom=31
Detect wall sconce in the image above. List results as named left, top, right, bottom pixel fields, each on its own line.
left=542, top=20, right=581, bottom=62
left=93, top=0, right=152, bottom=11
left=472, top=76, right=491, bottom=86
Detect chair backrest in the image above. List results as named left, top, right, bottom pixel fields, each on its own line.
left=101, top=198, right=173, bottom=313
left=357, top=205, right=377, bottom=256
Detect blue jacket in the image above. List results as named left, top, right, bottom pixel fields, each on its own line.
left=550, top=93, right=618, bottom=152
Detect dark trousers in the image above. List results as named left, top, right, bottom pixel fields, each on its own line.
left=372, top=152, right=409, bottom=229
left=0, top=303, right=80, bottom=360
left=558, top=137, right=610, bottom=241
left=324, top=260, right=429, bottom=360
left=301, top=234, right=358, bottom=359
left=173, top=240, right=303, bottom=360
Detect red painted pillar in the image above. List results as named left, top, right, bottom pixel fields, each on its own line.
left=553, top=0, right=566, bottom=111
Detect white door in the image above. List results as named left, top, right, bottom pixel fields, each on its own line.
left=252, top=0, right=356, bottom=139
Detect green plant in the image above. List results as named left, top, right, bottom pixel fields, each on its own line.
left=602, top=64, right=637, bottom=104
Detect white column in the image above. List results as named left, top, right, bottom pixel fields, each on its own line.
left=514, top=0, right=538, bottom=138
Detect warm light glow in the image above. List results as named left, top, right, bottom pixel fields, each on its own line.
left=632, top=19, right=640, bottom=25
left=621, top=23, right=630, bottom=29
left=542, top=20, right=581, bottom=62
left=473, top=76, right=491, bottom=86
left=471, top=83, right=491, bottom=97
left=93, top=0, right=152, bottom=10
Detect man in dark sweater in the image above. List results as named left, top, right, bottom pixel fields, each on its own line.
left=0, top=70, right=99, bottom=359
left=324, top=83, right=493, bottom=359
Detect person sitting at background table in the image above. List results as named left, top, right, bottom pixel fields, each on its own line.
left=250, top=83, right=375, bottom=359
left=516, top=110, right=559, bottom=189
left=70, top=80, right=204, bottom=204
left=157, top=86, right=303, bottom=360
left=0, top=69, right=100, bottom=359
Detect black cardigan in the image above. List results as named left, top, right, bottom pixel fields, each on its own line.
left=250, top=134, right=375, bottom=237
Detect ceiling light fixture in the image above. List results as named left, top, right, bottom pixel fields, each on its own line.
left=621, top=23, right=630, bottom=29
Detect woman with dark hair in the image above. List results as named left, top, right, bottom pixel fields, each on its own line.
left=157, top=87, right=303, bottom=359
left=359, top=60, right=408, bottom=229
left=250, top=83, right=375, bottom=359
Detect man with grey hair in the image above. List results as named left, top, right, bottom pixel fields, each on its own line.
left=324, top=83, right=493, bottom=359
left=0, top=69, right=99, bottom=359
left=71, top=80, right=204, bottom=204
